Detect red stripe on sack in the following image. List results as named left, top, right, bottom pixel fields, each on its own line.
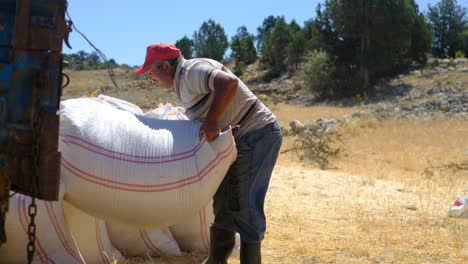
left=61, top=139, right=200, bottom=164
left=454, top=200, right=463, bottom=206
left=161, top=228, right=178, bottom=248
left=44, top=202, right=83, bottom=263
left=60, top=133, right=206, bottom=160
left=139, top=230, right=154, bottom=255
left=61, top=142, right=234, bottom=192
left=19, top=196, right=55, bottom=264
left=61, top=157, right=197, bottom=188
left=139, top=230, right=162, bottom=256
left=95, top=219, right=108, bottom=264
left=144, top=230, right=163, bottom=256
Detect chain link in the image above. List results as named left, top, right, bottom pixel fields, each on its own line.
left=27, top=97, right=42, bottom=264
left=26, top=198, right=37, bottom=263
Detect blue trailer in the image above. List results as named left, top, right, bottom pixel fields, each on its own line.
left=0, top=0, right=69, bottom=255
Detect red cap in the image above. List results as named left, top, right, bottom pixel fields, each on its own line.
left=135, top=43, right=181, bottom=75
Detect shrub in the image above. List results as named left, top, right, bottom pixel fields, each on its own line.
left=300, top=50, right=334, bottom=98
left=448, top=58, right=456, bottom=67
left=292, top=128, right=342, bottom=169
left=427, top=59, right=440, bottom=68
left=455, top=50, right=465, bottom=58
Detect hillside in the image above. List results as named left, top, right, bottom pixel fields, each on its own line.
left=62, top=59, right=468, bottom=264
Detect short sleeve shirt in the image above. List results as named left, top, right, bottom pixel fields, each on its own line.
left=173, top=57, right=276, bottom=137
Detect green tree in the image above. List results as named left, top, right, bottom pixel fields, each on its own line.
left=407, top=0, right=433, bottom=65
left=301, top=50, right=335, bottom=97
left=288, top=25, right=306, bottom=70
left=334, top=0, right=416, bottom=90
left=313, top=2, right=341, bottom=55
left=461, top=28, right=468, bottom=55
left=193, top=19, right=228, bottom=61
left=84, top=51, right=101, bottom=69
left=427, top=0, right=467, bottom=58
left=268, top=17, right=290, bottom=75
left=230, top=26, right=257, bottom=76
left=310, top=0, right=430, bottom=98
left=302, top=19, right=321, bottom=52
left=256, top=16, right=281, bottom=69
left=256, top=15, right=281, bottom=53
left=175, top=36, right=194, bottom=59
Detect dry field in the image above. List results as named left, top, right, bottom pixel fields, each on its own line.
left=63, top=69, right=468, bottom=264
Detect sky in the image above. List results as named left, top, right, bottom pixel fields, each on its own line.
left=64, top=0, right=464, bottom=66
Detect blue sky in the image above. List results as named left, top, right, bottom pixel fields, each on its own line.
left=64, top=0, right=463, bottom=66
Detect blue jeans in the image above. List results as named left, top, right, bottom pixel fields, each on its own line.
left=212, top=121, right=282, bottom=242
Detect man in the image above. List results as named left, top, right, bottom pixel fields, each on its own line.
left=135, top=43, right=282, bottom=264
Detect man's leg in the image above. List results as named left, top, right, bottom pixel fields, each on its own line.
left=213, top=121, right=282, bottom=263
left=202, top=226, right=235, bottom=264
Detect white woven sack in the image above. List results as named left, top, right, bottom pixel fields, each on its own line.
left=93, top=94, right=144, bottom=116
left=448, top=195, right=468, bottom=218
left=63, top=201, right=124, bottom=263
left=143, top=103, right=188, bottom=120
left=59, top=98, right=237, bottom=227
left=0, top=186, right=84, bottom=264
left=106, top=220, right=181, bottom=257
left=169, top=200, right=240, bottom=258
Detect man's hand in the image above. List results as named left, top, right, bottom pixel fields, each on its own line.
left=199, top=118, right=220, bottom=142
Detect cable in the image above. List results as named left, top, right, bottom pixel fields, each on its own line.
left=65, top=9, right=120, bottom=93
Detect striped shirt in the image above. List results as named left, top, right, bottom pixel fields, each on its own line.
left=173, top=57, right=276, bottom=138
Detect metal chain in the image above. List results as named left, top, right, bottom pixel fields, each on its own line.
left=26, top=197, right=37, bottom=263
left=27, top=98, right=42, bottom=264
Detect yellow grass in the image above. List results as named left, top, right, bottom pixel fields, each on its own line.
left=115, top=106, right=468, bottom=264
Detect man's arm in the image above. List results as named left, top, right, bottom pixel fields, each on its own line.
left=199, top=71, right=238, bottom=142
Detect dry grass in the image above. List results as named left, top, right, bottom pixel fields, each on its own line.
left=63, top=69, right=468, bottom=264
left=115, top=107, right=468, bottom=264
left=63, top=69, right=180, bottom=111
left=273, top=103, right=356, bottom=128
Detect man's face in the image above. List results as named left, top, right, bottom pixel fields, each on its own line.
left=148, top=62, right=174, bottom=89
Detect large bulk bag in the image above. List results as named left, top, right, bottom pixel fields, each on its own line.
left=63, top=201, right=124, bottom=263
left=0, top=186, right=84, bottom=264
left=59, top=98, right=237, bottom=227
left=93, top=94, right=144, bottom=115
left=169, top=200, right=240, bottom=258
left=106, top=220, right=181, bottom=257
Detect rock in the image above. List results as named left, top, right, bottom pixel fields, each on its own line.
left=316, top=118, right=338, bottom=133
left=441, top=59, right=450, bottom=64
left=304, top=121, right=320, bottom=131
left=454, top=58, right=468, bottom=64
left=289, top=120, right=305, bottom=135
left=412, top=70, right=422, bottom=77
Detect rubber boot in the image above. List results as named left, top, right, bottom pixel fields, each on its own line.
left=202, top=226, right=235, bottom=264
left=240, top=240, right=261, bottom=264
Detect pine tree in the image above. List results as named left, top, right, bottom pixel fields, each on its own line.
left=427, top=0, right=467, bottom=57
left=230, top=26, right=257, bottom=75
left=193, top=19, right=228, bottom=61
left=175, top=36, right=194, bottom=59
